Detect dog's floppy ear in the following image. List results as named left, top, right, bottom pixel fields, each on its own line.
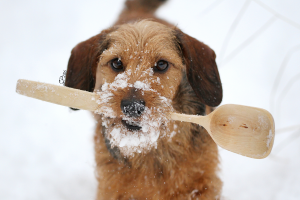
left=65, top=29, right=112, bottom=93
left=176, top=30, right=222, bottom=107
left=64, top=29, right=113, bottom=110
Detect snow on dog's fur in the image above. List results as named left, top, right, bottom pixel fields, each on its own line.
left=95, top=68, right=175, bottom=156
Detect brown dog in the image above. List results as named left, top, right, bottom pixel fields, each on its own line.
left=65, top=0, right=223, bottom=199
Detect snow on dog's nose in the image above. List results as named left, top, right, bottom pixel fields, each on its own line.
left=121, top=98, right=145, bottom=118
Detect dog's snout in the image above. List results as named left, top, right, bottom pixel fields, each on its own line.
left=121, top=99, right=146, bottom=117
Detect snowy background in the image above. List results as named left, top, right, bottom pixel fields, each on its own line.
left=1, top=0, right=300, bottom=199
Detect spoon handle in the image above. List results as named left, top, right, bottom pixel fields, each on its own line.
left=16, top=79, right=98, bottom=111
left=15, top=80, right=212, bottom=130
left=169, top=112, right=211, bottom=133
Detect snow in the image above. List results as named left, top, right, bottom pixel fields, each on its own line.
left=95, top=68, right=173, bottom=156
left=1, top=0, right=300, bottom=199
left=258, top=115, right=269, bottom=130
left=266, top=129, right=273, bottom=148
left=134, top=80, right=151, bottom=90
left=227, top=116, right=235, bottom=124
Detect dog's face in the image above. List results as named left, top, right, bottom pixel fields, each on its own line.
left=65, top=20, right=222, bottom=156
left=93, top=21, right=183, bottom=155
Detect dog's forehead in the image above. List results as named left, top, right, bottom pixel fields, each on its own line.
left=110, top=20, right=177, bottom=49
left=101, top=20, right=182, bottom=67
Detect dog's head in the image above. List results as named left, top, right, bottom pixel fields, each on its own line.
left=65, top=20, right=222, bottom=156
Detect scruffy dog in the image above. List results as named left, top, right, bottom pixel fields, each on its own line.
left=65, top=0, right=223, bottom=199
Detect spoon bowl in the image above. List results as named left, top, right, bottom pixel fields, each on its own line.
left=210, top=104, right=274, bottom=158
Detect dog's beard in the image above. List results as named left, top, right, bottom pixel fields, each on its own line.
left=94, top=69, right=175, bottom=157
left=103, top=106, right=169, bottom=157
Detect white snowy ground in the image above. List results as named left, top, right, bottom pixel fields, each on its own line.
left=1, top=0, right=299, bottom=199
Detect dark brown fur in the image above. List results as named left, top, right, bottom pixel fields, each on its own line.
left=65, top=0, right=223, bottom=199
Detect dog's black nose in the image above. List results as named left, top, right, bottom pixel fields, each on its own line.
left=121, top=99, right=145, bottom=117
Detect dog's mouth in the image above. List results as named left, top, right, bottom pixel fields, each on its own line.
left=122, top=120, right=142, bottom=131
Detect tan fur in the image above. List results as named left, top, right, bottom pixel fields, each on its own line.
left=92, top=20, right=221, bottom=200
left=65, top=1, right=223, bottom=199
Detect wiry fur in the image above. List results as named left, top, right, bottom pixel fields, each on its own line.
left=65, top=0, right=223, bottom=199
left=93, top=72, right=222, bottom=199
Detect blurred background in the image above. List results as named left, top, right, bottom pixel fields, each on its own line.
left=1, top=0, right=299, bottom=199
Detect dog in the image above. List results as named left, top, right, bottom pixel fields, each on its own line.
left=65, top=0, right=223, bottom=199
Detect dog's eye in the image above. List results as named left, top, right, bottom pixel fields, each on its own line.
left=110, top=58, right=124, bottom=71
left=154, top=60, right=169, bottom=72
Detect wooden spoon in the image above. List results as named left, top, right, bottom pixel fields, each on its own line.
left=16, top=79, right=275, bottom=159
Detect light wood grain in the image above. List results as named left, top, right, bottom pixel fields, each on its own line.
left=16, top=79, right=98, bottom=111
